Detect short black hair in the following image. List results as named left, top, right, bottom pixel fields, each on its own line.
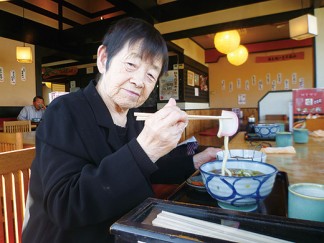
left=33, top=96, right=44, bottom=102
left=102, top=17, right=168, bottom=77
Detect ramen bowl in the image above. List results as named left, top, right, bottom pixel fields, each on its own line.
left=216, top=149, right=267, bottom=162
left=200, top=160, right=278, bottom=211
left=254, top=124, right=280, bottom=138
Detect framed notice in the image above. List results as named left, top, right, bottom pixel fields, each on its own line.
left=194, top=73, right=199, bottom=86
left=187, top=70, right=194, bottom=86
left=159, top=70, right=179, bottom=100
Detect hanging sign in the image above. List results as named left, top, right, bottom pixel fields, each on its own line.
left=21, top=66, right=27, bottom=81
left=0, top=67, right=4, bottom=82
left=255, top=52, right=304, bottom=63
left=42, top=67, right=78, bottom=81
left=10, top=70, right=16, bottom=85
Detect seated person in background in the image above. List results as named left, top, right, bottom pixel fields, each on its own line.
left=17, top=95, right=46, bottom=121
left=22, top=17, right=220, bottom=243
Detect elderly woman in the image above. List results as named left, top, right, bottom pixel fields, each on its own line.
left=22, top=17, right=219, bottom=242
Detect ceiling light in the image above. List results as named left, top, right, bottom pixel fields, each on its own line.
left=16, top=46, right=33, bottom=63
left=289, top=14, right=318, bottom=40
left=42, top=82, right=52, bottom=89
left=157, top=0, right=177, bottom=5
left=227, top=45, right=249, bottom=66
left=214, top=30, right=240, bottom=54
left=16, top=8, right=33, bottom=63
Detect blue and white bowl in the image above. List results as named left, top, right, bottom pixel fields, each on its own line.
left=254, top=123, right=280, bottom=138
left=200, top=160, right=278, bottom=211
left=216, top=149, right=267, bottom=162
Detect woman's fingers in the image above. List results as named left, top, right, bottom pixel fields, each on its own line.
left=137, top=99, right=188, bottom=162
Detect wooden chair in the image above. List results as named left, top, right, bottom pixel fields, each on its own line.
left=0, top=147, right=35, bottom=243
left=265, top=114, right=287, bottom=121
left=306, top=117, right=324, bottom=131
left=0, top=133, right=24, bottom=152
left=3, top=121, right=31, bottom=133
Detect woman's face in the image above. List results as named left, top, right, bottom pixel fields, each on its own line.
left=97, top=41, right=162, bottom=111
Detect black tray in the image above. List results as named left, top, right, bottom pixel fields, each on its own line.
left=244, top=132, right=276, bottom=141
left=111, top=198, right=324, bottom=242
left=168, top=171, right=288, bottom=217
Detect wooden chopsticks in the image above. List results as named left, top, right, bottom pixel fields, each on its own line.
left=152, top=211, right=291, bottom=243
left=134, top=112, right=232, bottom=121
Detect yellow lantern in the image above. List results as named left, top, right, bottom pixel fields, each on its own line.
left=214, top=30, right=240, bottom=54
left=227, top=45, right=249, bottom=66
left=42, top=82, right=52, bottom=89
left=16, top=46, right=33, bottom=63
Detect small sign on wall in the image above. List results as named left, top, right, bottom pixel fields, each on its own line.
left=70, top=80, right=76, bottom=88
left=238, top=94, right=246, bottom=105
left=0, top=67, right=4, bottom=82
left=194, top=87, right=199, bottom=96
left=10, top=70, right=16, bottom=85
left=21, top=66, right=26, bottom=81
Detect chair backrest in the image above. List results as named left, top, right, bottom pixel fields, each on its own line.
left=0, top=147, right=35, bottom=243
left=265, top=114, right=287, bottom=121
left=3, top=121, right=31, bottom=133
left=0, top=133, right=24, bottom=152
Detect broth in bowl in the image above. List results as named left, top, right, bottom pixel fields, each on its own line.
left=211, top=169, right=264, bottom=177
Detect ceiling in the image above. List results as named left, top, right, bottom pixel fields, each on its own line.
left=0, top=0, right=324, bottom=66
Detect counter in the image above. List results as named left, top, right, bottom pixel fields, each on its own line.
left=229, top=132, right=324, bottom=185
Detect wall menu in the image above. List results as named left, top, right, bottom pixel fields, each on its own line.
left=292, top=88, right=324, bottom=128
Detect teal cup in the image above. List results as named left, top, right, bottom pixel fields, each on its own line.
left=275, top=123, right=285, bottom=132
left=293, top=128, right=309, bottom=143
left=275, top=132, right=292, bottom=147
left=288, top=183, right=324, bottom=222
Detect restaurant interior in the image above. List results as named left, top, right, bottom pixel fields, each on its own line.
left=0, top=0, right=324, bottom=242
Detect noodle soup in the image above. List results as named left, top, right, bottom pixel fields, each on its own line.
left=211, top=169, right=264, bottom=177
left=199, top=160, right=278, bottom=210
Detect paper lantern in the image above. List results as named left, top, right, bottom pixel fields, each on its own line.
left=43, top=82, right=52, bottom=89
left=214, top=30, right=240, bottom=54
left=16, top=46, right=33, bottom=63
left=227, top=45, right=249, bottom=66
left=289, top=14, right=318, bottom=40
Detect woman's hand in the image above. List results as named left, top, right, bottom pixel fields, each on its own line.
left=137, top=98, right=188, bottom=162
left=193, top=147, right=222, bottom=169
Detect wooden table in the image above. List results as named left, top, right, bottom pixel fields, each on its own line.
left=229, top=132, right=324, bottom=185
left=23, top=131, right=35, bottom=148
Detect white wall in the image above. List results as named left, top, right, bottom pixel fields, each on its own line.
left=315, top=8, right=324, bottom=88
left=258, top=91, right=292, bottom=120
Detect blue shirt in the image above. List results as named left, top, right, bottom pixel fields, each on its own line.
left=17, top=105, right=45, bottom=120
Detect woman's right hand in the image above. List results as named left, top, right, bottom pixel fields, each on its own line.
left=137, top=98, right=188, bottom=162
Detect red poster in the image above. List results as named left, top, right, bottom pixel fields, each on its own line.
left=293, top=88, right=324, bottom=128
left=256, top=52, right=304, bottom=63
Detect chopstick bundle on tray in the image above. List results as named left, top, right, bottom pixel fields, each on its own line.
left=134, top=110, right=239, bottom=176
left=152, top=211, right=292, bottom=243
left=134, top=112, right=234, bottom=121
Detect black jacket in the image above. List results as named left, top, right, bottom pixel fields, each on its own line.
left=22, top=80, right=195, bottom=243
